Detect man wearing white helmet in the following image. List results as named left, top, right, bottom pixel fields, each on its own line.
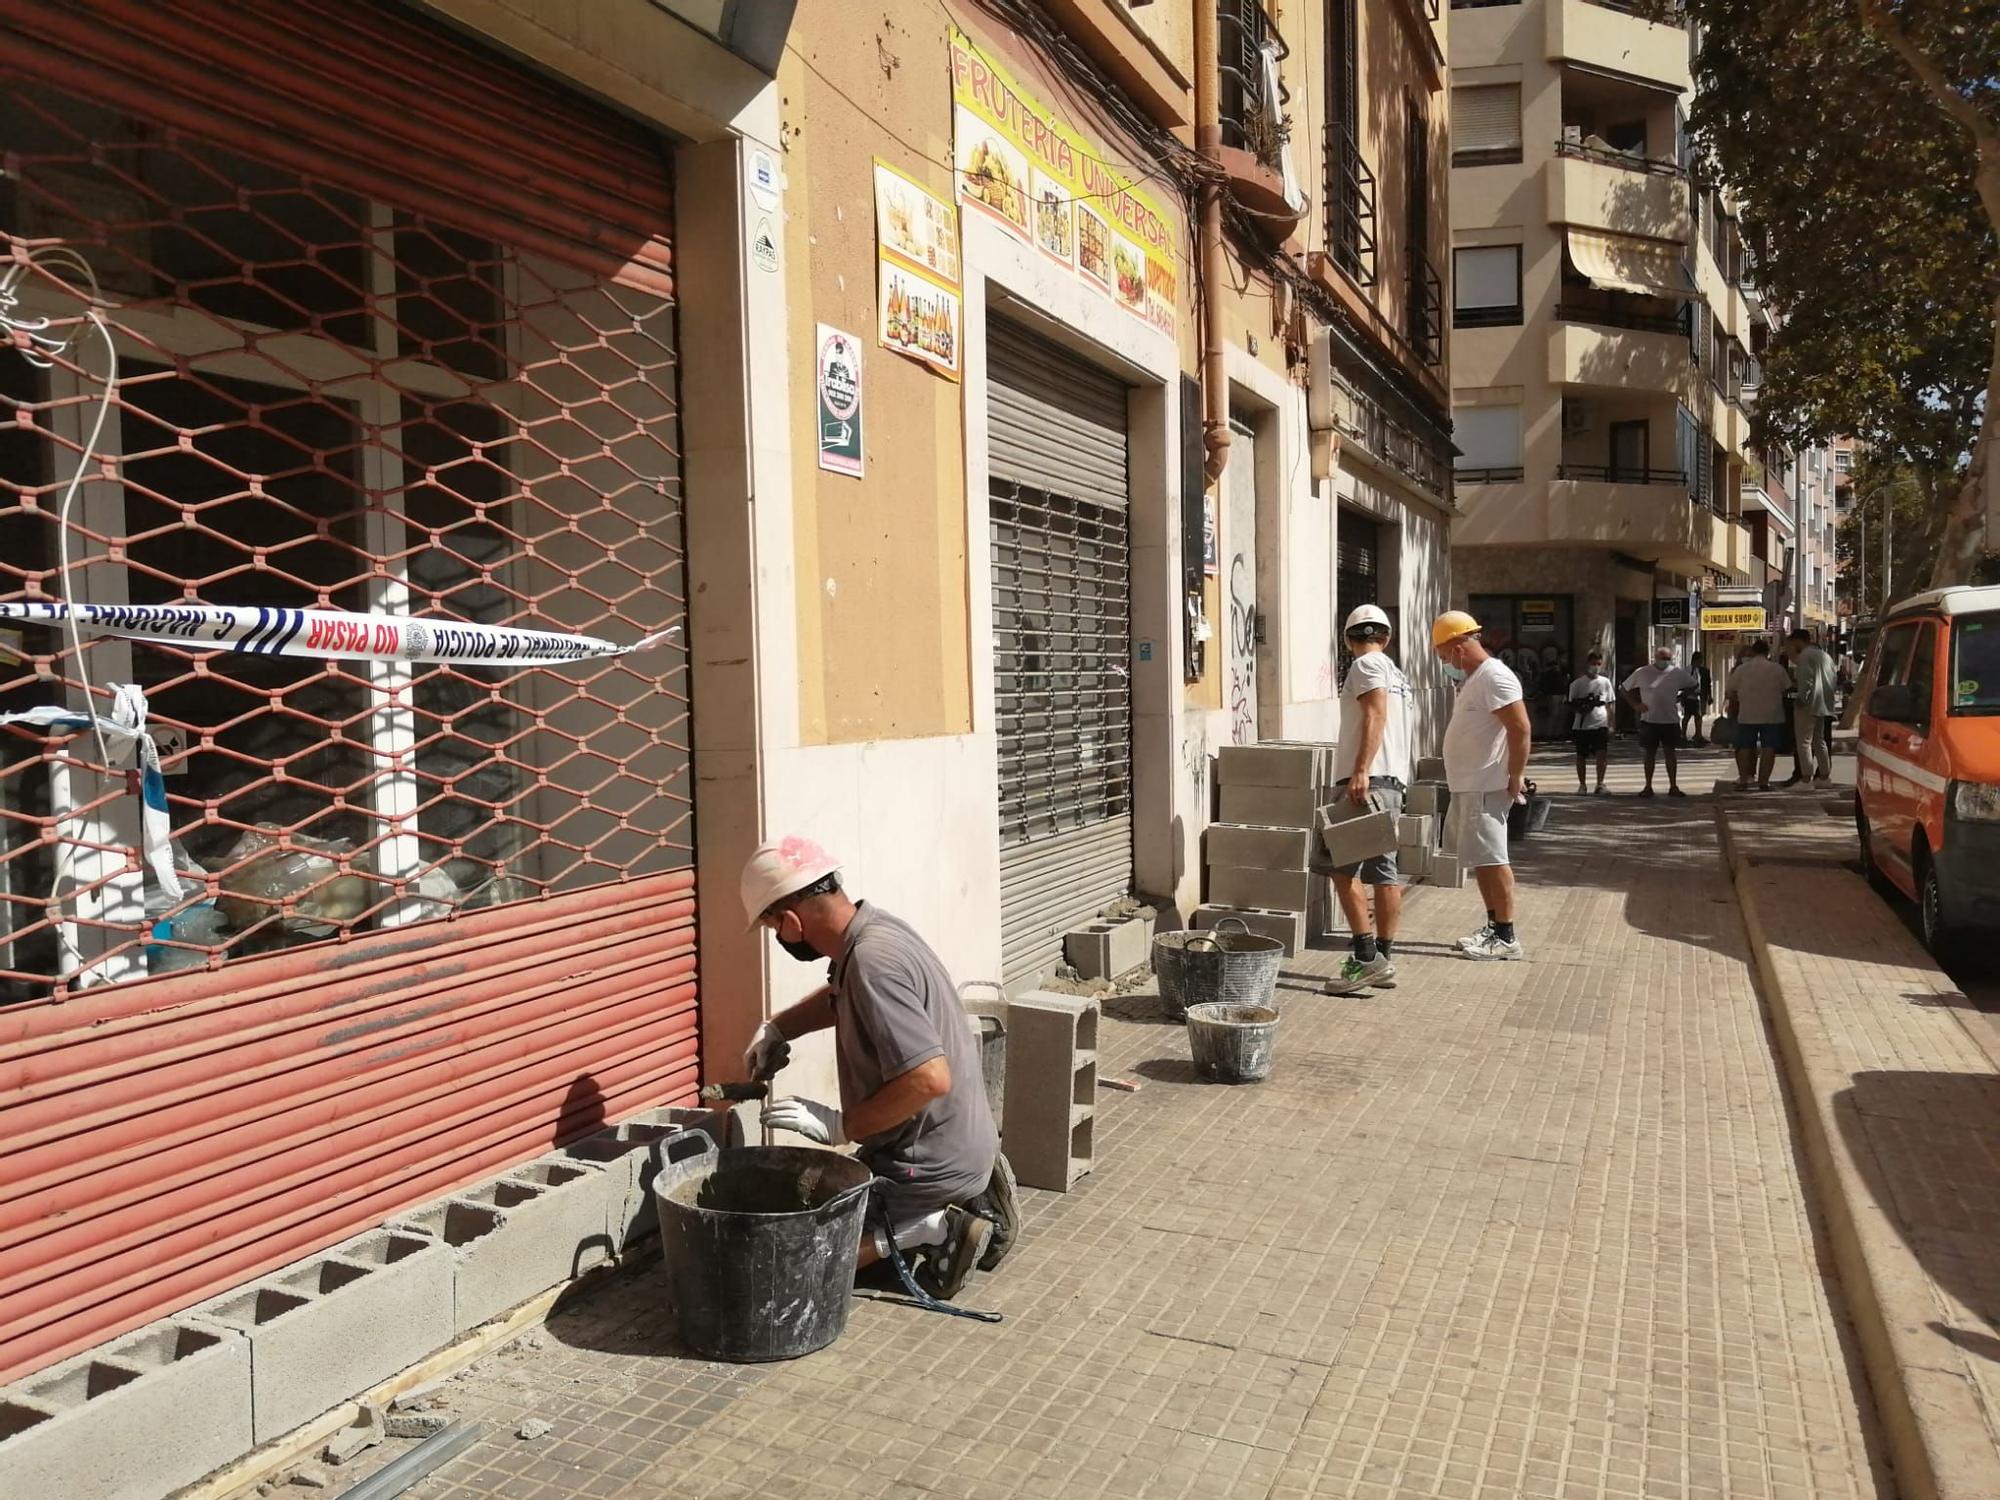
left=736, top=836, right=1014, bottom=1299
left=1325, top=604, right=1416, bottom=996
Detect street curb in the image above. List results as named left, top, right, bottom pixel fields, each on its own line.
left=1717, top=809, right=2000, bottom=1500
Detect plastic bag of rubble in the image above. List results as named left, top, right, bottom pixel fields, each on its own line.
left=216, top=824, right=379, bottom=934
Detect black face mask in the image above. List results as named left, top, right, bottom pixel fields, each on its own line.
left=778, top=934, right=822, bottom=963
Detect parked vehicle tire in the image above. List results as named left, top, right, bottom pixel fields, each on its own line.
left=1856, top=807, right=1895, bottom=897
left=1914, top=842, right=1962, bottom=964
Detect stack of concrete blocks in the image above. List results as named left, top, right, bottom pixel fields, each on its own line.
left=1002, top=992, right=1097, bottom=1192
left=1062, top=912, right=1151, bottom=981
left=1403, top=778, right=1462, bottom=888
left=1192, top=742, right=1333, bottom=955
left=0, top=1316, right=252, bottom=1500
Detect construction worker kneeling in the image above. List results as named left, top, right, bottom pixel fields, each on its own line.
left=738, top=837, right=1019, bottom=1299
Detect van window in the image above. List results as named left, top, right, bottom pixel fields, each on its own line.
left=1951, top=611, right=2000, bottom=714
left=1873, top=622, right=1918, bottom=690
left=1906, top=622, right=1938, bottom=717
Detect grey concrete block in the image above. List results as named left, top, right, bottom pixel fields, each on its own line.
left=1398, top=841, right=1433, bottom=880
left=1218, top=784, right=1316, bottom=827
left=1404, top=781, right=1443, bottom=817
left=559, top=1109, right=729, bottom=1251
left=1216, top=743, right=1318, bottom=788
left=1204, top=823, right=1311, bottom=872
left=1320, top=810, right=1399, bottom=868
left=1395, top=814, right=1434, bottom=851
left=200, top=1228, right=452, bottom=1444
left=1193, top=904, right=1304, bottom=956
left=499, top=1158, right=616, bottom=1284
left=1207, top=864, right=1312, bottom=913
left=390, top=1198, right=505, bottom=1334
left=0, top=1320, right=250, bottom=1500
left=1416, top=756, right=1447, bottom=782
left=1063, top=912, right=1151, bottom=979
left=1431, top=852, right=1464, bottom=889
left=1002, top=992, right=1097, bottom=1192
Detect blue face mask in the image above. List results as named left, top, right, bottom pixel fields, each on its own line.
left=1442, top=661, right=1467, bottom=683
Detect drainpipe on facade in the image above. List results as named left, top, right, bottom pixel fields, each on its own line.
left=1193, top=0, right=1231, bottom=486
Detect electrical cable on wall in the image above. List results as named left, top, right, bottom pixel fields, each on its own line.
left=0, top=246, right=120, bottom=772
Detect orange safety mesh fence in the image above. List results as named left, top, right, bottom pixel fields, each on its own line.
left=0, top=79, right=691, bottom=1000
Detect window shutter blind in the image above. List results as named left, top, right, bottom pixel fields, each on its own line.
left=1454, top=406, right=1521, bottom=470
left=1452, top=85, right=1521, bottom=153
left=1453, top=246, right=1518, bottom=309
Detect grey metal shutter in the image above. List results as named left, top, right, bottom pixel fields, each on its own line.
left=988, top=320, right=1134, bottom=991
left=1451, top=84, right=1521, bottom=154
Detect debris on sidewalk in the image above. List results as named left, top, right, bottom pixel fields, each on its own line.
left=384, top=1411, right=449, bottom=1440
left=321, top=1406, right=384, bottom=1464
left=1098, top=1076, right=1141, bottom=1093
left=285, top=1466, right=330, bottom=1490
left=516, top=1418, right=553, bottom=1441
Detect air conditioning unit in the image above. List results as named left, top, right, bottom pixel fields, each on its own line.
left=1560, top=124, right=1583, bottom=146
left=1562, top=398, right=1594, bottom=435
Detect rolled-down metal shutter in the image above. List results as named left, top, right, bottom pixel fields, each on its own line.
left=2, top=0, right=675, bottom=296
left=988, top=321, right=1134, bottom=990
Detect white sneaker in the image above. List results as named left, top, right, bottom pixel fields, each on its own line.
left=1325, top=953, right=1395, bottom=995
left=1461, top=931, right=1524, bottom=962
left=1455, top=924, right=1494, bottom=952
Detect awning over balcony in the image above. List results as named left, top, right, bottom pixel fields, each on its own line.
left=1566, top=229, right=1691, bottom=300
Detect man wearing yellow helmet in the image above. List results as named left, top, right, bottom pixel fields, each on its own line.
left=1433, top=612, right=1532, bottom=960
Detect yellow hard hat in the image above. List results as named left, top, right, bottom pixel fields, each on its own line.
left=1431, top=610, right=1482, bottom=647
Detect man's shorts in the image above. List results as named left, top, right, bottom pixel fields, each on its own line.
left=1637, top=721, right=1680, bottom=751
left=1572, top=727, right=1609, bottom=754
left=1737, top=720, right=1785, bottom=750
left=1331, top=782, right=1404, bottom=885
left=1448, top=788, right=1512, bottom=870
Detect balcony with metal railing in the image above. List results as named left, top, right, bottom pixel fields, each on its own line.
left=1324, top=126, right=1377, bottom=288
left=1216, top=0, right=1304, bottom=236
left=1406, top=247, right=1444, bottom=367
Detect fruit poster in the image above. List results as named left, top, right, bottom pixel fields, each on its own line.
left=874, top=161, right=962, bottom=378
left=948, top=28, right=1178, bottom=338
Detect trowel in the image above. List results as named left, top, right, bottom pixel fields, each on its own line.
left=699, top=1037, right=790, bottom=1146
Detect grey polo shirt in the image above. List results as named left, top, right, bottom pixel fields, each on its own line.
left=829, top=903, right=998, bottom=1212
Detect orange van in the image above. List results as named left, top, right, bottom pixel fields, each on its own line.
left=1853, top=584, right=2000, bottom=956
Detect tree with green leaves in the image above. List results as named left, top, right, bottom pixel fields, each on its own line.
left=1657, top=0, right=2000, bottom=593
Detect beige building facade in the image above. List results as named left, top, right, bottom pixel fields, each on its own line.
left=1446, top=0, right=1754, bottom=696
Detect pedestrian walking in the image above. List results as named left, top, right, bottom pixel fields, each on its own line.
left=1679, top=651, right=1713, bottom=745
left=1434, top=610, right=1531, bottom=961
left=1621, top=647, right=1697, bottom=797
left=1725, top=638, right=1793, bottom=791
left=1787, top=629, right=1836, bottom=787
left=1324, top=605, right=1415, bottom=997
left=1567, top=650, right=1615, bottom=795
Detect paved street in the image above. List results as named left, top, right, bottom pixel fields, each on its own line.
left=326, top=745, right=1893, bottom=1500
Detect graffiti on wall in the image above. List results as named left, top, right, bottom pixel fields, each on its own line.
left=1181, top=718, right=1208, bottom=803
left=1228, top=554, right=1256, bottom=745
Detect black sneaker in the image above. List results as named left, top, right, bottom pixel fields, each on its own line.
left=916, top=1206, right=992, bottom=1300
left=973, top=1153, right=1019, bottom=1273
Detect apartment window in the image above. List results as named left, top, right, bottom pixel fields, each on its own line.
left=1453, top=245, right=1522, bottom=326
left=1454, top=404, right=1523, bottom=483
left=1835, top=449, right=1853, bottom=472
left=1405, top=96, right=1441, bottom=364
left=1452, top=85, right=1522, bottom=167
left=1609, top=421, right=1650, bottom=482
left=1325, top=0, right=1377, bottom=286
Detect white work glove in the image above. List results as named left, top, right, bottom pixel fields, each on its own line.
left=742, top=1020, right=785, bottom=1080
left=764, top=1096, right=845, bottom=1146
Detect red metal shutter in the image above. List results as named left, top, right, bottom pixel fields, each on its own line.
left=1, top=0, right=675, bottom=297
left=0, top=0, right=697, bottom=1383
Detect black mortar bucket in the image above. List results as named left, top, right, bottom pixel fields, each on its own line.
left=649, top=1135, right=875, bottom=1362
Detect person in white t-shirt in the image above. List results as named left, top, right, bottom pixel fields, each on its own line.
left=1567, top=651, right=1615, bottom=795
left=1620, top=648, right=1698, bottom=797
left=1435, top=611, right=1532, bottom=961
left=1324, top=604, right=1415, bottom=997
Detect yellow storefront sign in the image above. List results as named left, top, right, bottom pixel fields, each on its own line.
left=948, top=29, right=1178, bottom=337
left=1701, top=606, right=1767, bottom=632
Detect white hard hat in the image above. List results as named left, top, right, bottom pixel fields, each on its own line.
left=1344, top=603, right=1391, bottom=634
left=739, top=835, right=841, bottom=929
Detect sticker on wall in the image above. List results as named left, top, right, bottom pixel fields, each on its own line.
left=873, top=161, right=962, bottom=378
left=752, top=218, right=779, bottom=273
left=748, top=148, right=781, bottom=210
left=816, top=323, right=864, bottom=477
left=1202, top=495, right=1218, bottom=577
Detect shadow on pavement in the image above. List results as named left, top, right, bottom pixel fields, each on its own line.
left=1837, top=1072, right=2000, bottom=1371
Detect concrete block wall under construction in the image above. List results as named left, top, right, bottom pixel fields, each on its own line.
left=0, top=1319, right=251, bottom=1500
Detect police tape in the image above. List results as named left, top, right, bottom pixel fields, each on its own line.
left=0, top=602, right=682, bottom=666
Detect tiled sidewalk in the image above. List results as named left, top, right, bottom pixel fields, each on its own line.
left=342, top=756, right=1890, bottom=1500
